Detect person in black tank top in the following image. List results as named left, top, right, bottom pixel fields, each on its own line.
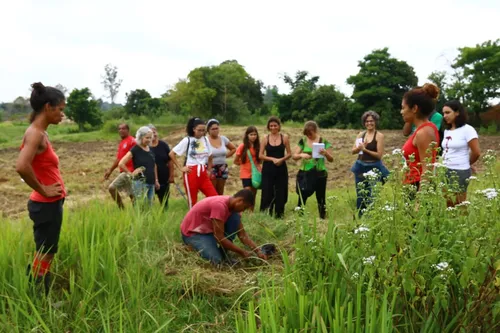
left=358, top=131, right=378, bottom=163
left=259, top=117, right=292, bottom=218
left=350, top=111, right=389, bottom=217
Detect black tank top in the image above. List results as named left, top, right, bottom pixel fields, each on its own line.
left=265, top=134, right=285, bottom=159
left=359, top=131, right=379, bottom=162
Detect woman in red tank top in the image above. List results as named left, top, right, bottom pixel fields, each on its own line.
left=400, top=83, right=441, bottom=191
left=15, top=82, right=66, bottom=294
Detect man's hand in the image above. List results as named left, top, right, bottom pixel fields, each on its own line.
left=257, top=252, right=268, bottom=260
left=42, top=183, right=63, bottom=197
left=104, top=170, right=112, bottom=180
left=241, top=250, right=253, bottom=258
left=168, top=176, right=175, bottom=183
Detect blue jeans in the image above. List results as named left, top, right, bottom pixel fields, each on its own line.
left=351, top=160, right=389, bottom=217
left=181, top=212, right=241, bottom=265
left=132, top=180, right=155, bottom=206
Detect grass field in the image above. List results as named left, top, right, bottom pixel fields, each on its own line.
left=0, top=122, right=499, bottom=332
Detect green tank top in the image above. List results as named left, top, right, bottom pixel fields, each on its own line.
left=298, top=137, right=332, bottom=172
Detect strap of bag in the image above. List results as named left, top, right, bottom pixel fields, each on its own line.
left=183, top=137, right=190, bottom=166
left=247, top=149, right=257, bottom=170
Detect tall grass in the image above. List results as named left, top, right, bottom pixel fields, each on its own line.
left=1, top=151, right=498, bottom=331
left=0, top=197, right=290, bottom=332
left=236, top=152, right=500, bottom=332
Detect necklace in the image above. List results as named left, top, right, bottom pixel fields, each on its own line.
left=269, top=134, right=280, bottom=145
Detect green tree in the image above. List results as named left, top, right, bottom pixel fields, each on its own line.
left=277, top=71, right=351, bottom=127
left=451, top=39, right=500, bottom=124
left=427, top=71, right=448, bottom=113
left=101, top=64, right=123, bottom=105
left=124, top=89, right=164, bottom=118
left=66, top=88, right=102, bottom=132
left=347, top=48, right=418, bottom=129
left=278, top=71, right=319, bottom=122
left=164, top=60, right=263, bottom=122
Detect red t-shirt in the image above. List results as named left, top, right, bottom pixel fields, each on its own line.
left=402, top=122, right=440, bottom=184
left=21, top=138, right=66, bottom=203
left=181, top=196, right=232, bottom=237
left=235, top=144, right=260, bottom=179
left=117, top=136, right=136, bottom=172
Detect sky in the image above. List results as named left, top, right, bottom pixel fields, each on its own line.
left=0, top=0, right=499, bottom=104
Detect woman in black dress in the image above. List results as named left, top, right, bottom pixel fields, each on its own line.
left=259, top=117, right=292, bottom=218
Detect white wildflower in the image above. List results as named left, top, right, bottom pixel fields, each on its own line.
left=468, top=176, right=477, bottom=181
left=362, top=256, right=375, bottom=265
left=383, top=204, right=394, bottom=211
left=432, top=262, right=449, bottom=271
left=363, top=170, right=378, bottom=179
left=351, top=272, right=360, bottom=279
left=294, top=206, right=303, bottom=212
left=456, top=201, right=471, bottom=207
left=354, top=225, right=370, bottom=234
left=392, top=149, right=402, bottom=155
left=447, top=207, right=456, bottom=211
left=476, top=188, right=498, bottom=200
left=432, top=162, right=446, bottom=168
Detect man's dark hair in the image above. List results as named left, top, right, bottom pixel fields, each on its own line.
left=234, top=189, right=255, bottom=206
left=119, top=123, right=130, bottom=130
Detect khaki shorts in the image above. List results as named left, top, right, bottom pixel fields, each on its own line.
left=109, top=172, right=133, bottom=195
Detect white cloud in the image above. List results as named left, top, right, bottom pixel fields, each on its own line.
left=0, top=0, right=498, bottom=103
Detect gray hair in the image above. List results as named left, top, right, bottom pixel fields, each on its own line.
left=135, top=126, right=152, bottom=144
left=147, top=123, right=156, bottom=131
left=361, top=110, right=380, bottom=126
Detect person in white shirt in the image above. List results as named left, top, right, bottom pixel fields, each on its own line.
left=169, top=117, right=218, bottom=208
left=441, top=100, right=481, bottom=207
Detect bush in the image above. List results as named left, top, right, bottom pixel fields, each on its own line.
left=479, top=123, right=499, bottom=135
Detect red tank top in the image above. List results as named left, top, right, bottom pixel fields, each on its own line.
left=402, top=122, right=440, bottom=184
left=21, top=137, right=66, bottom=202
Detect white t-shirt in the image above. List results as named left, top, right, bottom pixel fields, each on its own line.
left=441, top=124, right=478, bottom=170
left=172, top=136, right=212, bottom=166
left=207, top=135, right=230, bottom=165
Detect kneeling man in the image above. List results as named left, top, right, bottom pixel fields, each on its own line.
left=180, top=189, right=267, bottom=264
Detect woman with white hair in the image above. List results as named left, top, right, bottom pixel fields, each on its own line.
left=119, top=126, right=159, bottom=206
left=350, top=110, right=389, bottom=217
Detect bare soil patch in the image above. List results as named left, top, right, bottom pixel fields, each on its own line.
left=1, top=127, right=499, bottom=218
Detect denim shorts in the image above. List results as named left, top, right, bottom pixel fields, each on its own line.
left=445, top=168, right=472, bottom=192
left=132, top=180, right=155, bottom=205
left=212, top=164, right=229, bottom=180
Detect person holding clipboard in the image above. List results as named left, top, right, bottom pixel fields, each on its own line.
left=292, top=121, right=333, bottom=219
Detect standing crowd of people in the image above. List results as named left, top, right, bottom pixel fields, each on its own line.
left=15, top=82, right=482, bottom=289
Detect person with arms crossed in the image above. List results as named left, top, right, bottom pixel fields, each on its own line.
left=16, top=82, right=66, bottom=294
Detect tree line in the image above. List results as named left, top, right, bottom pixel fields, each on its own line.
left=1, top=39, right=498, bottom=131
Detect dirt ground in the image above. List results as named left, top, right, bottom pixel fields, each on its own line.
left=1, top=126, right=499, bottom=218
